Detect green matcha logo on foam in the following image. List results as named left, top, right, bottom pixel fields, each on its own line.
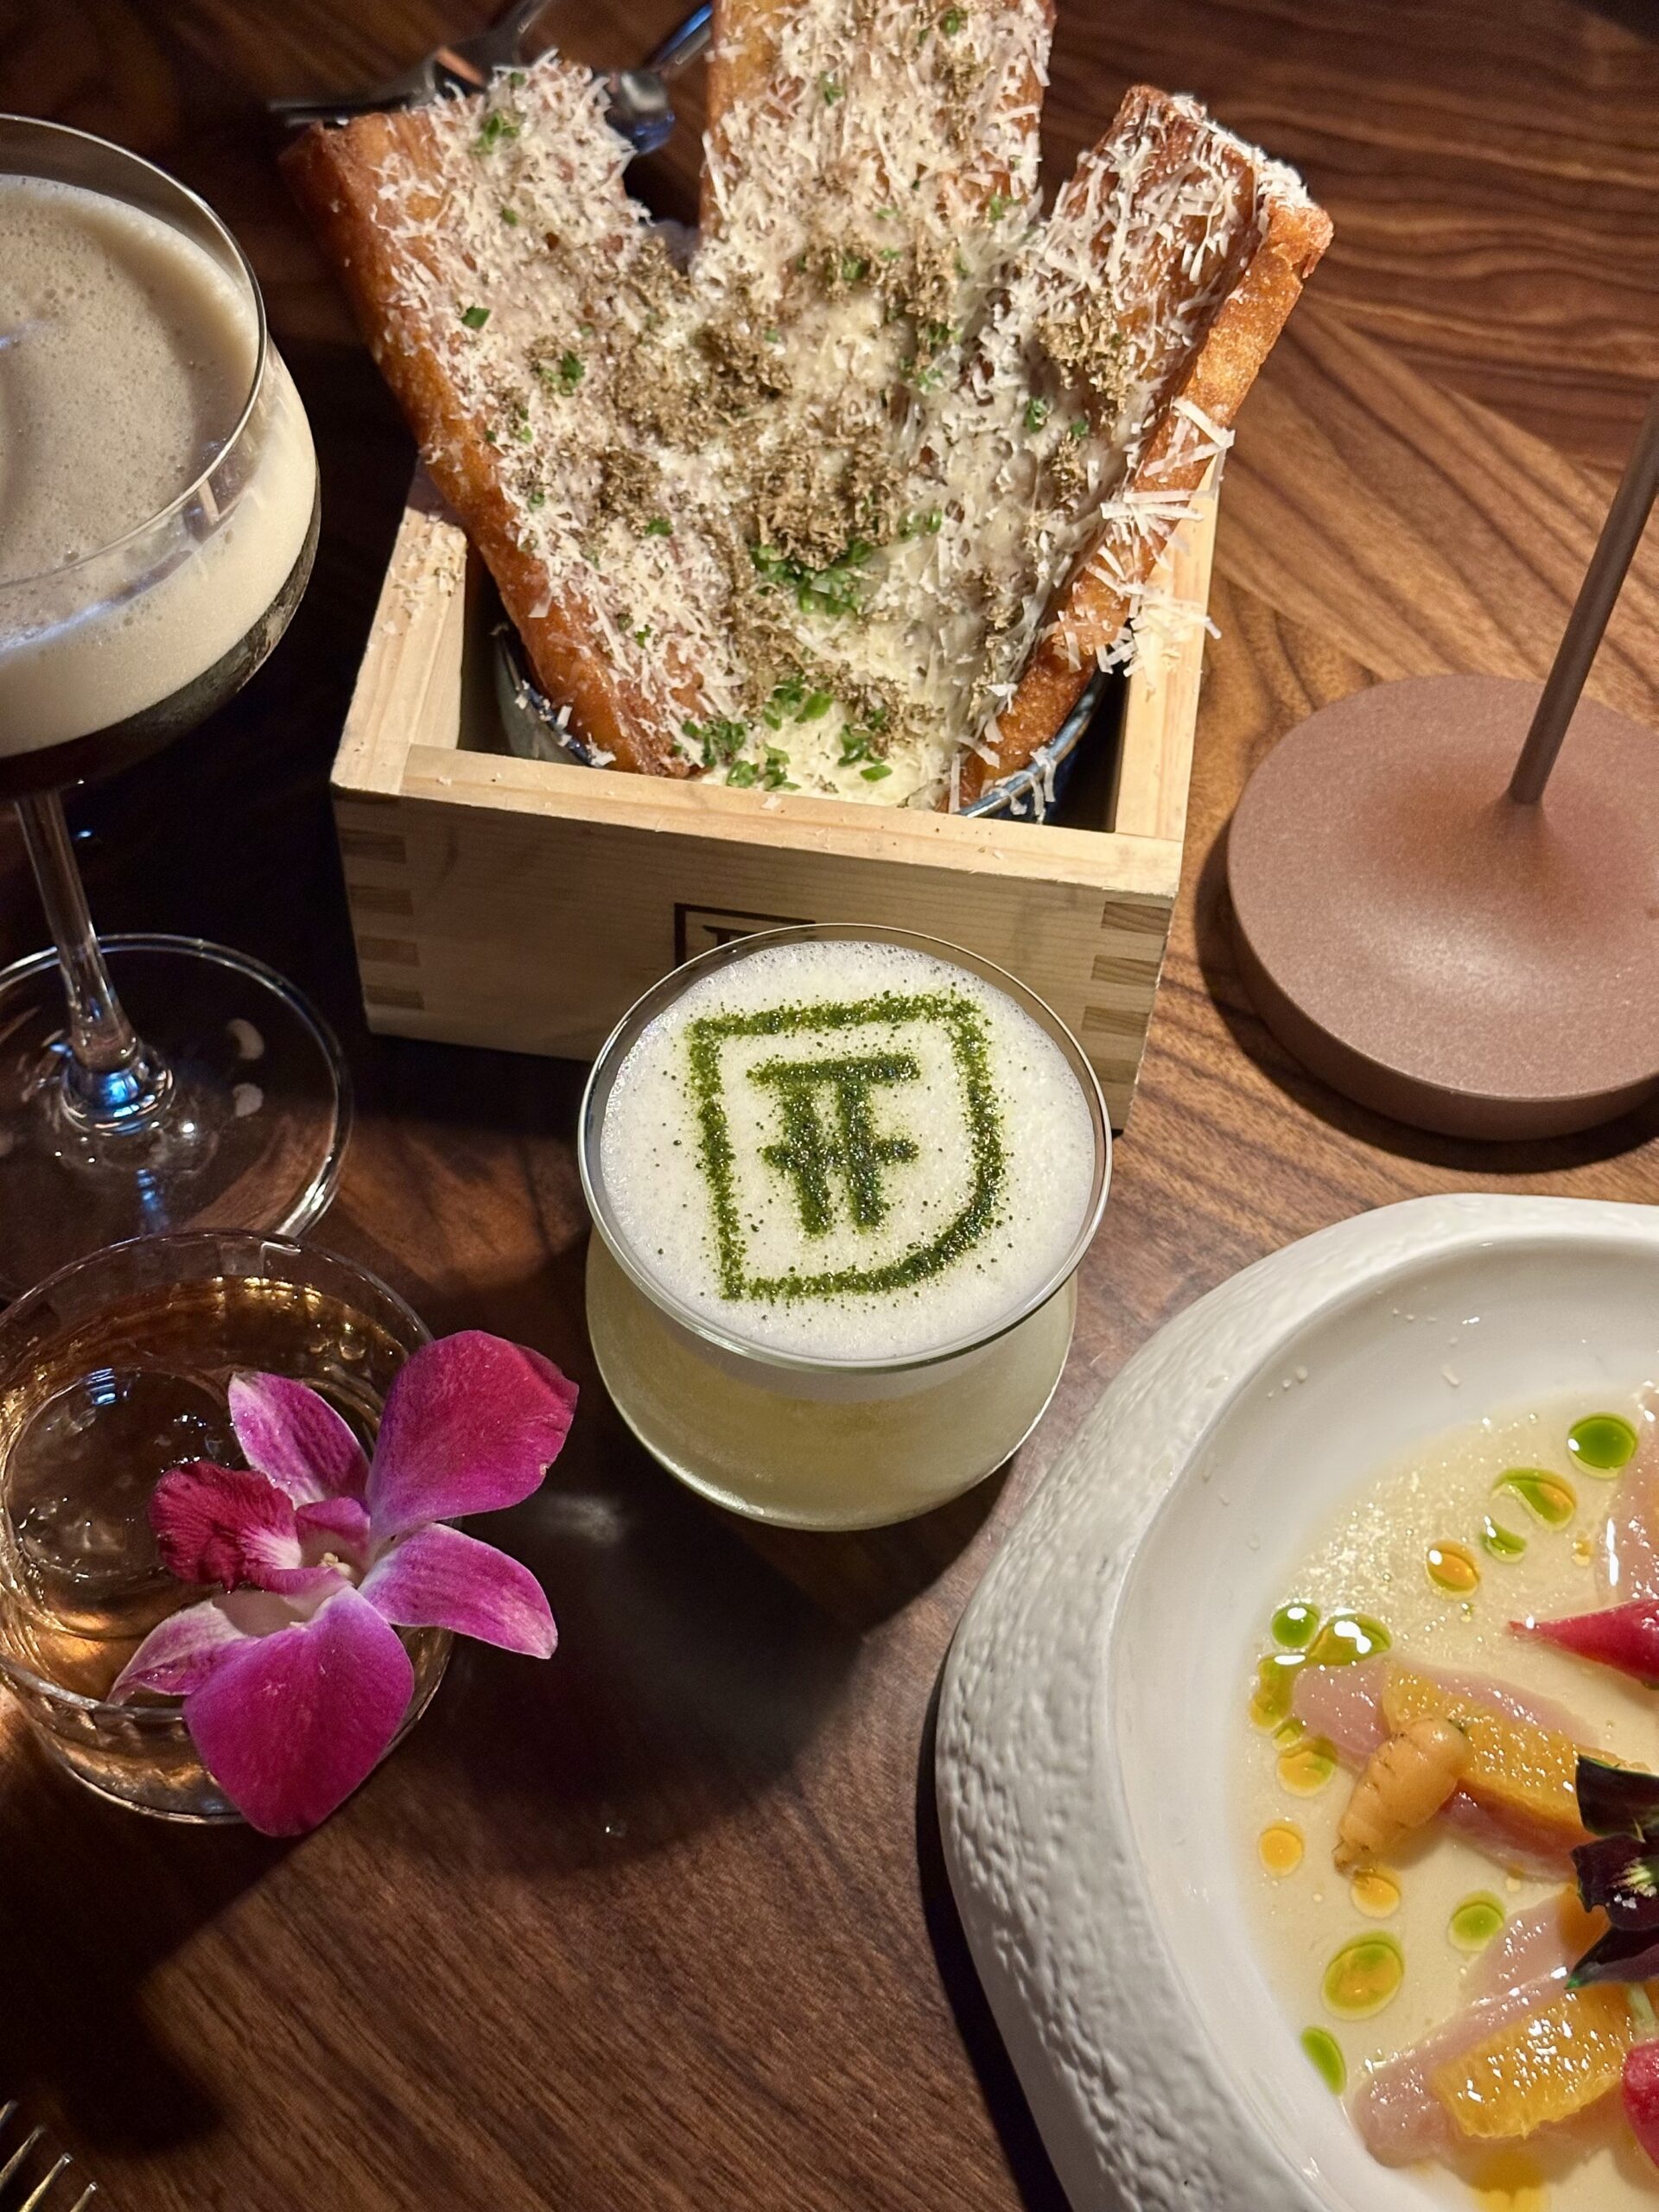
left=581, top=929, right=1109, bottom=1529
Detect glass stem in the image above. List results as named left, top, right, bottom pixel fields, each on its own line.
left=15, top=791, right=171, bottom=1130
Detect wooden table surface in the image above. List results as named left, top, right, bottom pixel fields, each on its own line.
left=2, top=3, right=1657, bottom=2207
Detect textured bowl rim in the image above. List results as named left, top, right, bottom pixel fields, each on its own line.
left=936, top=1192, right=1659, bottom=2212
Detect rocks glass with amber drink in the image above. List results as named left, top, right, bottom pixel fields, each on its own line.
left=581, top=925, right=1109, bottom=1528
left=0, top=1231, right=448, bottom=1819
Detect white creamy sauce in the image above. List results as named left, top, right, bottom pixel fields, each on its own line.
left=1238, top=1390, right=1659, bottom=2211
left=597, top=939, right=1096, bottom=1361
left=0, top=176, right=316, bottom=752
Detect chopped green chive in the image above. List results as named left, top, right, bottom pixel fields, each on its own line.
left=633, top=624, right=652, bottom=644
left=798, top=690, right=834, bottom=721
left=461, top=304, right=491, bottom=330
left=1068, top=415, right=1090, bottom=440
left=986, top=191, right=1012, bottom=221
left=861, top=762, right=893, bottom=781
left=500, top=206, right=520, bottom=226
left=820, top=73, right=843, bottom=103
left=942, top=7, right=965, bottom=31
left=474, top=111, right=518, bottom=153
left=644, top=516, right=673, bottom=537
left=1024, top=395, right=1051, bottom=433
left=526, top=488, right=545, bottom=510
left=556, top=350, right=584, bottom=392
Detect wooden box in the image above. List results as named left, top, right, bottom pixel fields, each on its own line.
left=333, top=475, right=1214, bottom=1128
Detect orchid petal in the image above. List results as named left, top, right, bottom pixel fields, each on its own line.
left=151, top=1462, right=302, bottom=1590
left=362, top=1523, right=556, bottom=1657
left=368, top=1332, right=577, bottom=1541
left=230, top=1372, right=371, bottom=1504
left=111, top=1597, right=251, bottom=1700
left=184, top=1586, right=414, bottom=1835
left=296, top=1496, right=372, bottom=1566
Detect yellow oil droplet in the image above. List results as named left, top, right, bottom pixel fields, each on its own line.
left=1259, top=1821, right=1304, bottom=1876
left=1351, top=1868, right=1402, bottom=1917
left=1471, top=2150, right=1548, bottom=2210
left=1322, top=1931, right=1404, bottom=2019
left=1573, top=1535, right=1593, bottom=1566
left=1278, top=1738, right=1338, bottom=1796
left=1274, top=1718, right=1305, bottom=1749
left=1427, top=1541, right=1480, bottom=1594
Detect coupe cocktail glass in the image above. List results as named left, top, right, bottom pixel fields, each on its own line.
left=0, top=116, right=347, bottom=1295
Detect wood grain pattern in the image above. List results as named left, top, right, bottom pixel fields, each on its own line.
left=0, top=6, right=1657, bottom=2212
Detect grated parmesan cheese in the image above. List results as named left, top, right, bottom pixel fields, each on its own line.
left=324, top=9, right=1314, bottom=807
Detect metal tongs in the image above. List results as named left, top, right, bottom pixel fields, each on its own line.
left=267, top=1, right=713, bottom=156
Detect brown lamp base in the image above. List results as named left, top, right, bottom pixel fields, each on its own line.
left=1226, top=674, right=1659, bottom=1140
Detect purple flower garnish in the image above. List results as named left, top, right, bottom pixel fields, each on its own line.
left=112, top=1332, right=576, bottom=1836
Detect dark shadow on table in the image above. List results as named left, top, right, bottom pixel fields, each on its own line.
left=0, top=1745, right=284, bottom=2157
left=373, top=1241, right=1007, bottom=1885
left=915, top=1679, right=1071, bottom=2212
left=1192, top=821, right=1659, bottom=1174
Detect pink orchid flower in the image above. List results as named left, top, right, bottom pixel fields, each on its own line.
left=112, top=1331, right=576, bottom=1836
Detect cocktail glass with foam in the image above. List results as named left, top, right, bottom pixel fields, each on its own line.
left=0, top=116, right=343, bottom=1294
left=580, top=925, right=1109, bottom=1529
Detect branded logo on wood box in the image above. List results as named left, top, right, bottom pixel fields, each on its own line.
left=673, top=905, right=810, bottom=963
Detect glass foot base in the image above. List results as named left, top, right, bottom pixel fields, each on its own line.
left=0, top=934, right=351, bottom=1296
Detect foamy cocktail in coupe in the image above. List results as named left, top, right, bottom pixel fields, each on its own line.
left=581, top=925, right=1109, bottom=1527
left=0, top=116, right=343, bottom=1293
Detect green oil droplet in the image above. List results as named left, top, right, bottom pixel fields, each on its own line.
left=1274, top=1718, right=1306, bottom=1749
left=1480, top=1516, right=1527, bottom=1561
left=1426, top=1541, right=1481, bottom=1594
left=1300, top=2026, right=1346, bottom=2094
left=1568, top=1414, right=1638, bottom=1475
left=1449, top=1894, right=1507, bottom=1954
left=1306, top=1611, right=1392, bottom=1667
left=1272, top=1600, right=1320, bottom=1649
left=1494, top=1469, right=1577, bottom=1528
left=1322, top=1932, right=1404, bottom=2019
left=1250, top=1650, right=1306, bottom=1728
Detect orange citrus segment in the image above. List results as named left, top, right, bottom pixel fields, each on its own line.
left=1429, top=1981, right=1645, bottom=2140
left=1380, top=1667, right=1584, bottom=1836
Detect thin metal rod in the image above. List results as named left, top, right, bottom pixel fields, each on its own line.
left=14, top=791, right=171, bottom=1128
left=1510, top=388, right=1659, bottom=804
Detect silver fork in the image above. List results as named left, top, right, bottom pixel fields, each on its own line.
left=0, top=2103, right=96, bottom=2212
left=268, top=1, right=713, bottom=155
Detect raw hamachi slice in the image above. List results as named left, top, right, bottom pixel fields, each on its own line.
left=1350, top=1894, right=1605, bottom=2165
left=1291, top=1660, right=1588, bottom=1877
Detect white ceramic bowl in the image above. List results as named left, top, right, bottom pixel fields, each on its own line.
left=937, top=1192, right=1659, bottom=2212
